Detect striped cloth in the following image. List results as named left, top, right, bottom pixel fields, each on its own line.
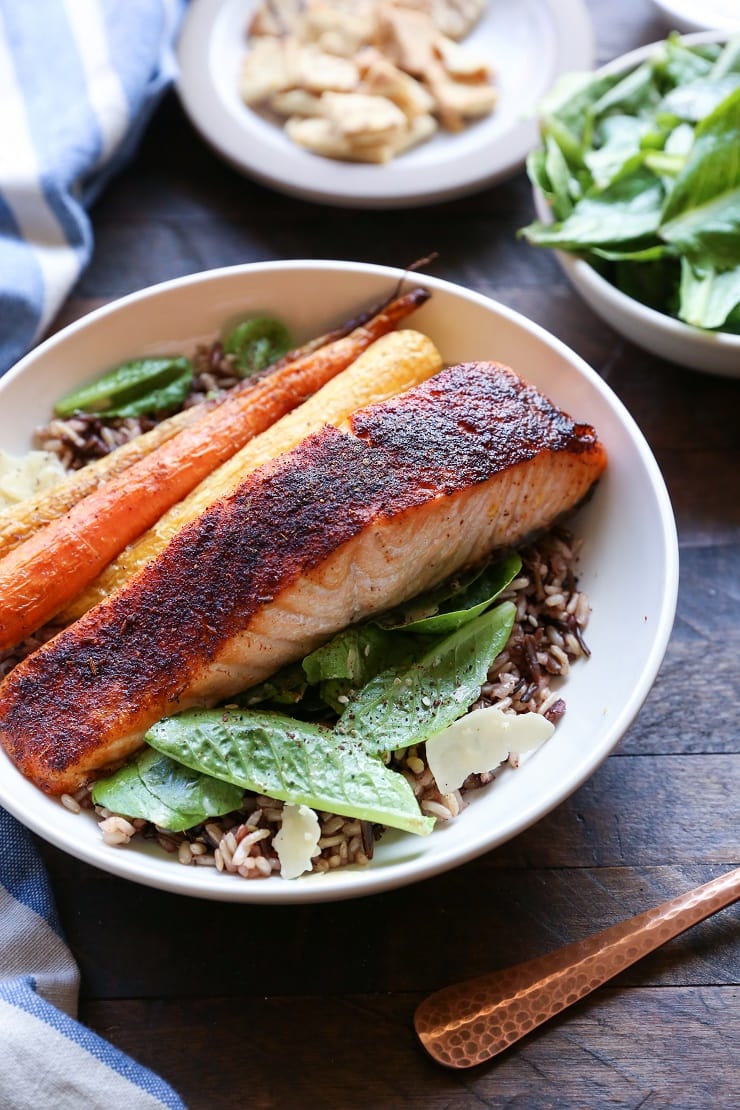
left=1, top=3, right=187, bottom=1104
left=0, top=0, right=184, bottom=376
left=0, top=809, right=186, bottom=1109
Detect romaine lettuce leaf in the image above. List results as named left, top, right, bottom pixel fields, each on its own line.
left=338, top=602, right=516, bottom=756
left=377, top=553, right=521, bottom=635
left=146, top=710, right=433, bottom=836
left=91, top=749, right=244, bottom=832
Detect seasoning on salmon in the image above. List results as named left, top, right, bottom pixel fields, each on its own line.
left=0, top=361, right=607, bottom=795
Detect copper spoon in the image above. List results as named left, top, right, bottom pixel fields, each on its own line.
left=415, top=866, right=740, bottom=1068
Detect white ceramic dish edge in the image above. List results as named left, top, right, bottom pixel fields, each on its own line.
left=651, top=0, right=740, bottom=34
left=0, top=261, right=679, bottom=903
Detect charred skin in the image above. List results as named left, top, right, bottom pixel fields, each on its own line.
left=0, top=362, right=607, bottom=794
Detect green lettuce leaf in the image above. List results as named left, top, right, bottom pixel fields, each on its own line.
left=522, top=33, right=740, bottom=333
left=338, top=602, right=516, bottom=756
left=678, top=258, right=740, bottom=327
left=146, top=710, right=433, bottom=836
left=523, top=165, right=665, bottom=249
left=659, top=86, right=740, bottom=267
left=377, top=553, right=521, bottom=635
left=91, top=749, right=244, bottom=832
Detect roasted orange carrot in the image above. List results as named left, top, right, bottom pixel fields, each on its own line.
left=0, top=288, right=430, bottom=653
left=0, top=296, right=394, bottom=562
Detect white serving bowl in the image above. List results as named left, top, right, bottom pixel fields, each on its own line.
left=0, top=261, right=678, bottom=904
left=531, top=33, right=740, bottom=378
left=650, top=0, right=740, bottom=34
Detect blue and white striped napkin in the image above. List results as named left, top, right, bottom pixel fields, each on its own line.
left=1, top=2, right=188, bottom=1104
left=0, top=809, right=186, bottom=1109
left=0, top=0, right=184, bottom=376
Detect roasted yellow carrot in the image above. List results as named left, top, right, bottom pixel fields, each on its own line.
left=0, top=295, right=394, bottom=562
left=0, top=288, right=430, bottom=653
left=65, top=328, right=443, bottom=618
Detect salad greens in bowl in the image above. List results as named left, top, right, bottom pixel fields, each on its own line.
left=0, top=261, right=678, bottom=904
left=523, top=32, right=740, bottom=376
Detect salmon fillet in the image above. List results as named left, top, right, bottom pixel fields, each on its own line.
left=0, top=362, right=607, bottom=795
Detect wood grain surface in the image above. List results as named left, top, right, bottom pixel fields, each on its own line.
left=35, top=1, right=739, bottom=1106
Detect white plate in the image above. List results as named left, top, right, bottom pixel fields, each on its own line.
left=530, top=32, right=740, bottom=378
left=0, top=261, right=678, bottom=904
left=650, top=0, right=740, bottom=33
left=176, top=0, right=594, bottom=208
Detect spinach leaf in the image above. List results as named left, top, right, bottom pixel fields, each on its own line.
left=659, top=86, right=740, bottom=268
left=523, top=166, right=665, bottom=249
left=660, top=75, right=740, bottom=122
left=146, top=710, right=433, bottom=836
left=377, top=553, right=522, bottom=635
left=591, top=62, right=660, bottom=119
left=303, top=623, right=406, bottom=686
left=91, top=748, right=244, bottom=832
left=222, top=316, right=293, bottom=377
left=302, top=623, right=416, bottom=714
left=678, top=258, right=740, bottom=328
left=585, top=115, right=652, bottom=188
left=338, top=602, right=516, bottom=756
left=55, top=357, right=193, bottom=419
left=544, top=135, right=579, bottom=218
left=233, top=662, right=310, bottom=707
left=654, top=35, right=716, bottom=87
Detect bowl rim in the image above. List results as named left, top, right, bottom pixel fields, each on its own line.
left=530, top=30, right=740, bottom=356
left=0, top=261, right=679, bottom=903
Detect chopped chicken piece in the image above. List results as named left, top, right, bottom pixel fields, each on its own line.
left=376, top=4, right=436, bottom=76
left=271, top=89, right=325, bottom=118
left=434, top=31, right=491, bottom=81
left=296, top=45, right=359, bottom=93
left=360, top=53, right=435, bottom=118
left=248, top=0, right=304, bottom=38
left=424, top=55, right=497, bottom=130
left=239, top=37, right=295, bottom=106
left=286, top=115, right=395, bottom=162
left=304, top=1, right=376, bottom=54
left=429, top=0, right=486, bottom=41
left=241, top=0, right=496, bottom=163
left=392, top=110, right=438, bottom=152
left=321, top=91, right=407, bottom=145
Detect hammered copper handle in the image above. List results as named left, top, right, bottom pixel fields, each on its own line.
left=415, top=867, right=740, bottom=1068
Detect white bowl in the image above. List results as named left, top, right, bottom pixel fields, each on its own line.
left=530, top=33, right=740, bottom=378
left=0, top=261, right=678, bottom=903
left=650, top=0, right=740, bottom=34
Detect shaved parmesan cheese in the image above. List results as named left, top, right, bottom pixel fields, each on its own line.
left=426, top=706, right=555, bottom=794
left=0, top=449, right=66, bottom=511
left=274, top=803, right=321, bottom=879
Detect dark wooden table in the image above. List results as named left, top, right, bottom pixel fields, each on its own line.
left=37, top=2, right=739, bottom=1106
